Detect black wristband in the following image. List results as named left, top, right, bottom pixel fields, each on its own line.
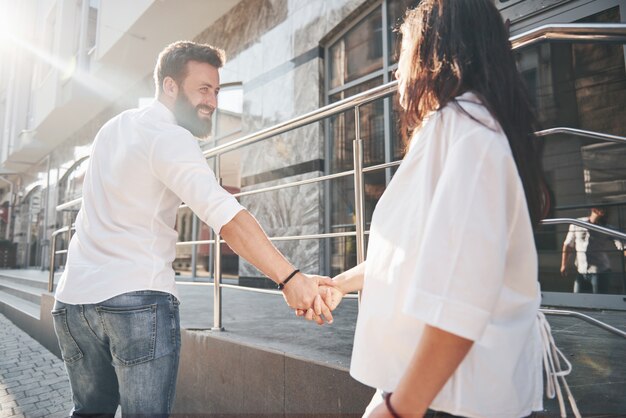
left=277, top=269, right=300, bottom=290
left=384, top=392, right=401, bottom=418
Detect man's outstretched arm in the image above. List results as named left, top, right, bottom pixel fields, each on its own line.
left=219, top=210, right=333, bottom=322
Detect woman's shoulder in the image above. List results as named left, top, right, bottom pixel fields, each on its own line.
left=438, top=92, right=501, bottom=131
left=435, top=92, right=511, bottom=156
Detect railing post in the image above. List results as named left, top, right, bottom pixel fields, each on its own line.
left=353, top=105, right=366, bottom=265
left=212, top=156, right=224, bottom=331
left=66, top=226, right=73, bottom=258
left=191, top=215, right=198, bottom=280
left=48, top=232, right=57, bottom=292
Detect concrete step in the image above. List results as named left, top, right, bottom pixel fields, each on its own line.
left=0, top=281, right=44, bottom=304
left=0, top=290, right=40, bottom=319
left=0, top=272, right=50, bottom=290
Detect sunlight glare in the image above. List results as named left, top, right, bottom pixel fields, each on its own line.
left=0, top=2, right=21, bottom=48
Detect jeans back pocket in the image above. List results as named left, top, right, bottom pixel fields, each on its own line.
left=96, top=304, right=157, bottom=366
left=52, top=308, right=83, bottom=364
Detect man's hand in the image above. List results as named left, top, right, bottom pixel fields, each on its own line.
left=282, top=273, right=334, bottom=324
left=560, top=264, right=570, bottom=277
left=296, top=281, right=345, bottom=325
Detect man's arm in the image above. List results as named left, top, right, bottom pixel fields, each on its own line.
left=219, top=210, right=333, bottom=321
left=560, top=243, right=574, bottom=277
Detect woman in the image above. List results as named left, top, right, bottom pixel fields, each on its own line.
left=302, top=1, right=576, bottom=417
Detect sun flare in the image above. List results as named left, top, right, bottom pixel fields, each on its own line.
left=0, top=2, right=21, bottom=47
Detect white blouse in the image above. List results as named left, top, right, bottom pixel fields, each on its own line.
left=350, top=92, right=543, bottom=418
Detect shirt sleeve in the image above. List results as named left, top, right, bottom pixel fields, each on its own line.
left=402, top=137, right=520, bottom=341
left=563, top=225, right=576, bottom=248
left=150, top=132, right=244, bottom=232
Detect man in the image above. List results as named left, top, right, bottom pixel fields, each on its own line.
left=53, top=41, right=332, bottom=417
left=560, top=206, right=626, bottom=294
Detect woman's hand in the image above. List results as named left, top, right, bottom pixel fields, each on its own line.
left=296, top=284, right=345, bottom=325
left=295, top=262, right=365, bottom=325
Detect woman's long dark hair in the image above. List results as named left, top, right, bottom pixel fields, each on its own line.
left=399, top=0, right=549, bottom=229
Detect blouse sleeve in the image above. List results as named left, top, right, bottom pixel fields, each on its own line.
left=402, top=136, right=521, bottom=341
left=150, top=132, right=244, bottom=232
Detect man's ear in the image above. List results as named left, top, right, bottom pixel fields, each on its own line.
left=163, top=76, right=178, bottom=99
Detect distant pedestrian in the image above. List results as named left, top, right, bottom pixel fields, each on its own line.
left=560, top=207, right=626, bottom=294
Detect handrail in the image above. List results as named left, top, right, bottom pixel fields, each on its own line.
left=540, top=218, right=626, bottom=241
left=535, top=127, right=626, bottom=144
left=202, top=81, right=399, bottom=159
left=540, top=309, right=626, bottom=339
left=54, top=120, right=622, bottom=211
left=49, top=23, right=626, bottom=331
left=56, top=197, right=82, bottom=211
left=510, top=23, right=626, bottom=49
left=48, top=226, right=71, bottom=292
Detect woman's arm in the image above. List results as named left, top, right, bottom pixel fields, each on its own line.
left=333, top=261, right=366, bottom=295
left=300, top=262, right=366, bottom=324
left=373, top=325, right=474, bottom=417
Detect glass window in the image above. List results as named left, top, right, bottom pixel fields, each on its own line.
left=515, top=6, right=626, bottom=296
left=329, top=8, right=383, bottom=89
left=213, top=83, right=243, bottom=141
left=325, top=0, right=414, bottom=275
left=87, top=0, right=99, bottom=51
left=329, top=77, right=385, bottom=172
left=387, top=0, right=419, bottom=63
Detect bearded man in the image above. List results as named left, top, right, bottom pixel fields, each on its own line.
left=53, top=41, right=332, bottom=417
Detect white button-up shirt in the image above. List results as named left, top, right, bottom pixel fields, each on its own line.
left=56, top=101, right=244, bottom=304
left=351, top=93, right=543, bottom=418
left=563, top=217, right=624, bottom=274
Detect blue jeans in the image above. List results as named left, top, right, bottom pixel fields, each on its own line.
left=574, top=271, right=611, bottom=294
left=52, top=291, right=181, bottom=417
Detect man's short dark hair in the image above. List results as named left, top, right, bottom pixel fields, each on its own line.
left=154, top=41, right=225, bottom=96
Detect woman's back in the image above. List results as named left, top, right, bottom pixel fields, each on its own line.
left=351, top=93, right=542, bottom=418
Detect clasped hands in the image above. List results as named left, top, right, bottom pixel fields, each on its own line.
left=281, top=272, right=344, bottom=325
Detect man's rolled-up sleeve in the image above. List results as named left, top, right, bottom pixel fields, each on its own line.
left=563, top=225, right=576, bottom=248
left=150, top=133, right=244, bottom=232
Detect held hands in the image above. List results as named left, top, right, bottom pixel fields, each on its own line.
left=281, top=272, right=335, bottom=324
left=295, top=280, right=345, bottom=325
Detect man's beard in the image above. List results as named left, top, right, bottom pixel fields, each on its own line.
left=173, top=92, right=214, bottom=138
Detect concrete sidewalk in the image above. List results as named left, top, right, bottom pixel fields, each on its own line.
left=0, top=313, right=72, bottom=418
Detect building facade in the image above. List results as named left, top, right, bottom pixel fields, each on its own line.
left=0, top=0, right=625, bottom=309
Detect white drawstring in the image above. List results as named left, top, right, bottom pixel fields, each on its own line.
left=538, top=312, right=582, bottom=418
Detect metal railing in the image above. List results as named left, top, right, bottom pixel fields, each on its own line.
left=535, top=127, right=626, bottom=144
left=541, top=218, right=626, bottom=241
left=48, top=226, right=73, bottom=292
left=49, top=23, right=626, bottom=337
left=510, top=23, right=626, bottom=49
left=539, top=308, right=626, bottom=339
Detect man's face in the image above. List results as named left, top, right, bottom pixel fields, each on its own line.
left=173, top=61, right=220, bottom=138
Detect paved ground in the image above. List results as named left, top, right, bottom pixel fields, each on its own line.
left=0, top=314, right=73, bottom=418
